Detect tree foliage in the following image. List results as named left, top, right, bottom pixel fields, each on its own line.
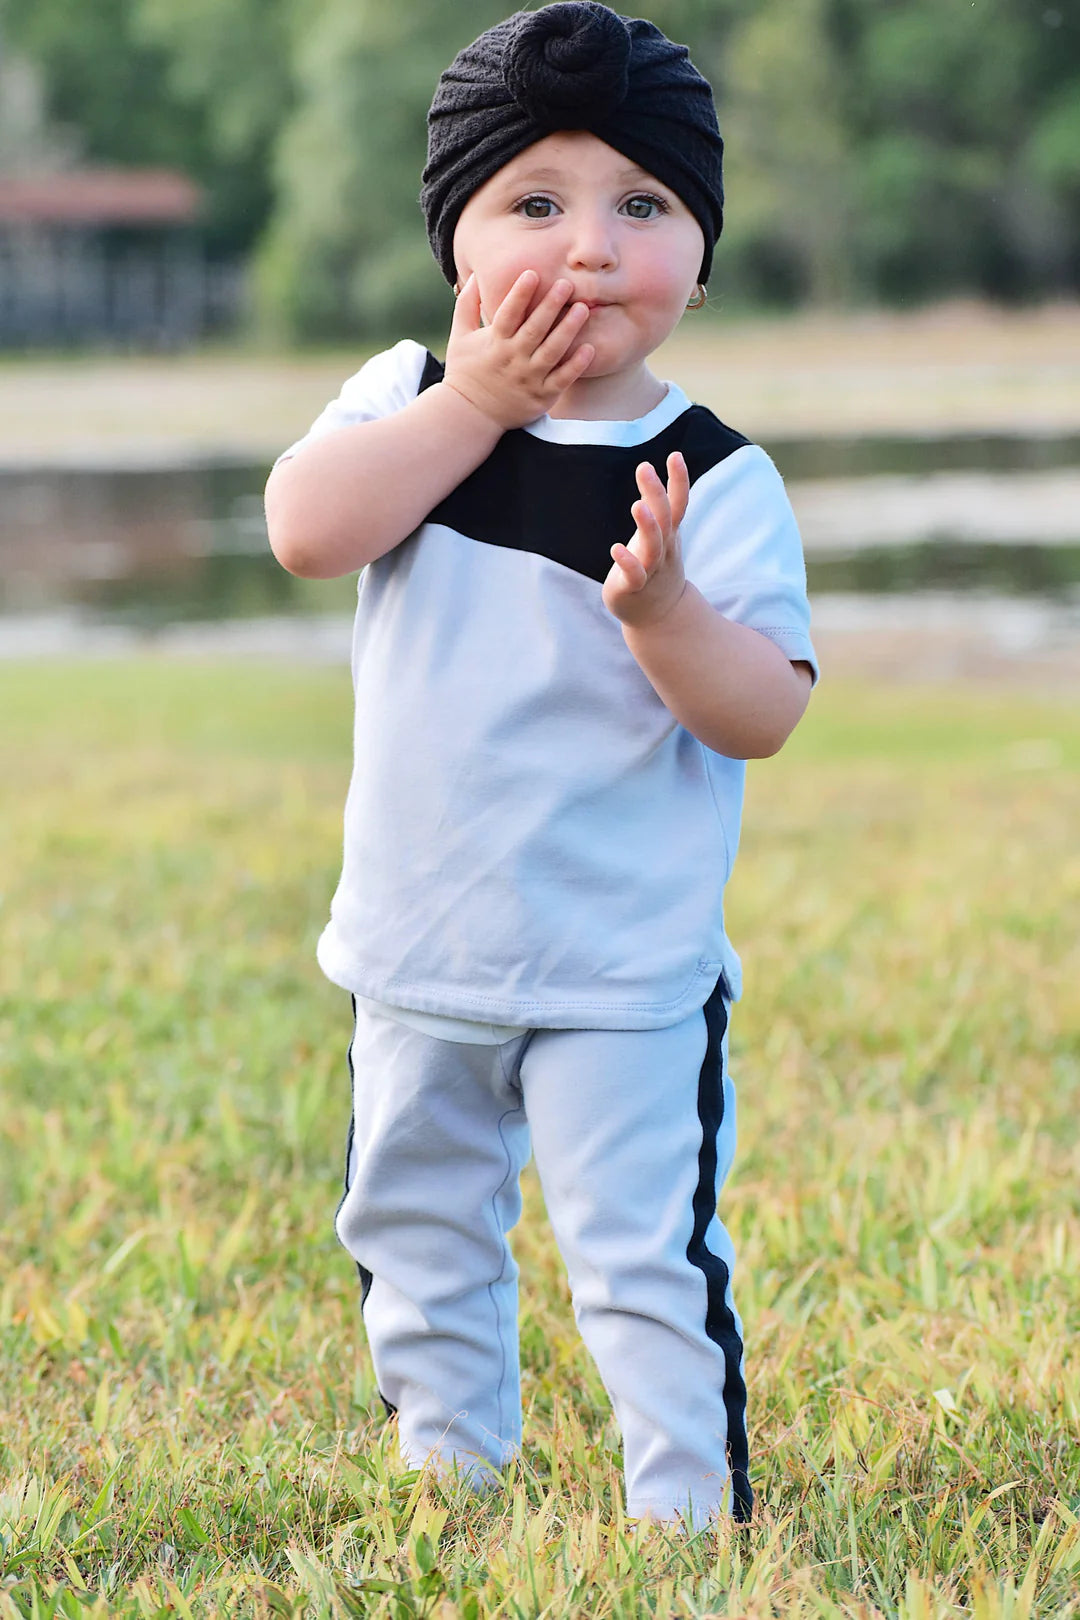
left=3, top=0, right=1078, bottom=340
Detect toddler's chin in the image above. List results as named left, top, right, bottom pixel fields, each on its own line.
left=579, top=343, right=628, bottom=382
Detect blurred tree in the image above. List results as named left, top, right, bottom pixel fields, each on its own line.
left=704, top=0, right=858, bottom=309
left=844, top=0, right=1080, bottom=302
left=253, top=0, right=509, bottom=343
left=1014, top=5, right=1080, bottom=292
left=1, top=0, right=196, bottom=168
left=0, top=35, right=79, bottom=171
left=131, top=0, right=295, bottom=256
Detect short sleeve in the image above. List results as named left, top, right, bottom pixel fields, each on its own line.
left=682, top=442, right=819, bottom=685
left=272, top=338, right=429, bottom=467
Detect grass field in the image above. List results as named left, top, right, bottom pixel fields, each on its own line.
left=1, top=663, right=1078, bottom=1618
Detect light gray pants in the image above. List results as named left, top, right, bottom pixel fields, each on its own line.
left=334, top=977, right=751, bottom=1523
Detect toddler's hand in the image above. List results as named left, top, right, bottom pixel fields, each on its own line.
left=443, top=271, right=595, bottom=431
left=602, top=453, right=690, bottom=629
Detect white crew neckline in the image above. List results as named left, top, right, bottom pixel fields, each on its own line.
left=523, top=381, right=691, bottom=446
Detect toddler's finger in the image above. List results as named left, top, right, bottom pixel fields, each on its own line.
left=449, top=272, right=483, bottom=334
left=490, top=270, right=540, bottom=335
left=630, top=499, right=662, bottom=571
left=519, top=279, right=578, bottom=349
left=609, top=542, right=647, bottom=590
left=667, top=451, right=690, bottom=528
left=534, top=299, right=590, bottom=367
left=636, top=461, right=671, bottom=537
left=547, top=341, right=594, bottom=390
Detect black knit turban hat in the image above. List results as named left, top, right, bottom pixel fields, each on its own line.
left=420, top=1, right=724, bottom=289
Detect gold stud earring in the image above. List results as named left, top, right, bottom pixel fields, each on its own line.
left=686, top=284, right=707, bottom=311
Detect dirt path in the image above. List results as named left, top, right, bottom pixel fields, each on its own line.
left=2, top=298, right=1079, bottom=467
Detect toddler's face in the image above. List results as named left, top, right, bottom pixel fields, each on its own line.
left=451, top=131, right=705, bottom=382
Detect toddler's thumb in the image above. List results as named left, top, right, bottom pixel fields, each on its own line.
left=450, top=272, right=482, bottom=333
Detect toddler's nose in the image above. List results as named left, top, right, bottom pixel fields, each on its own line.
left=565, top=208, right=618, bottom=274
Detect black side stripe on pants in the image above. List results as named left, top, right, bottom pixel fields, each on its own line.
left=687, top=976, right=753, bottom=1522
left=338, top=996, right=372, bottom=1304
left=340, top=996, right=397, bottom=1419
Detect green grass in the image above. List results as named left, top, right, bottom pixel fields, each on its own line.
left=1, top=662, right=1078, bottom=1618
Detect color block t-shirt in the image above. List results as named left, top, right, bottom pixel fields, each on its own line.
left=276, top=338, right=818, bottom=1028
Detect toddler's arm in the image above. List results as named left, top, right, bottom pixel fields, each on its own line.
left=605, top=453, right=814, bottom=759
left=265, top=382, right=500, bottom=578
left=265, top=271, right=594, bottom=579
left=626, top=588, right=813, bottom=759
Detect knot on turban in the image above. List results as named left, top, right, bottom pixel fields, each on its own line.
left=504, top=2, right=631, bottom=126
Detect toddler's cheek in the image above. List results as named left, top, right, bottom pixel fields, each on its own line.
left=639, top=264, right=695, bottom=311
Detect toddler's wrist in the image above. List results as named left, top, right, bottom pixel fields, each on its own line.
left=619, top=579, right=695, bottom=640
left=439, top=376, right=513, bottom=435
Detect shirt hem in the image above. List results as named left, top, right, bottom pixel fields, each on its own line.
left=317, top=930, right=737, bottom=1029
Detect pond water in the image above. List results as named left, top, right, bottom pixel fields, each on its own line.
left=1, top=432, right=1078, bottom=647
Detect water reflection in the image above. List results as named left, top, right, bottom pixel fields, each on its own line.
left=1, top=464, right=355, bottom=625
left=810, top=540, right=1080, bottom=596
left=769, top=431, right=1080, bottom=479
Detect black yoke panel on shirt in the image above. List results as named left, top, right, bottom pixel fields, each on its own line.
left=417, top=350, right=751, bottom=585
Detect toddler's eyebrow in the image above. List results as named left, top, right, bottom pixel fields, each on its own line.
left=501, top=164, right=657, bottom=187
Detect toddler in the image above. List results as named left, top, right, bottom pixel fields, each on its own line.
left=265, top=0, right=818, bottom=1527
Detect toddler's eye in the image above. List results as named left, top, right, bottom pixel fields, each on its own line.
left=623, top=193, right=670, bottom=220
left=516, top=195, right=556, bottom=220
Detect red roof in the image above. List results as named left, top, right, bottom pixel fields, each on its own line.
left=0, top=169, right=202, bottom=225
